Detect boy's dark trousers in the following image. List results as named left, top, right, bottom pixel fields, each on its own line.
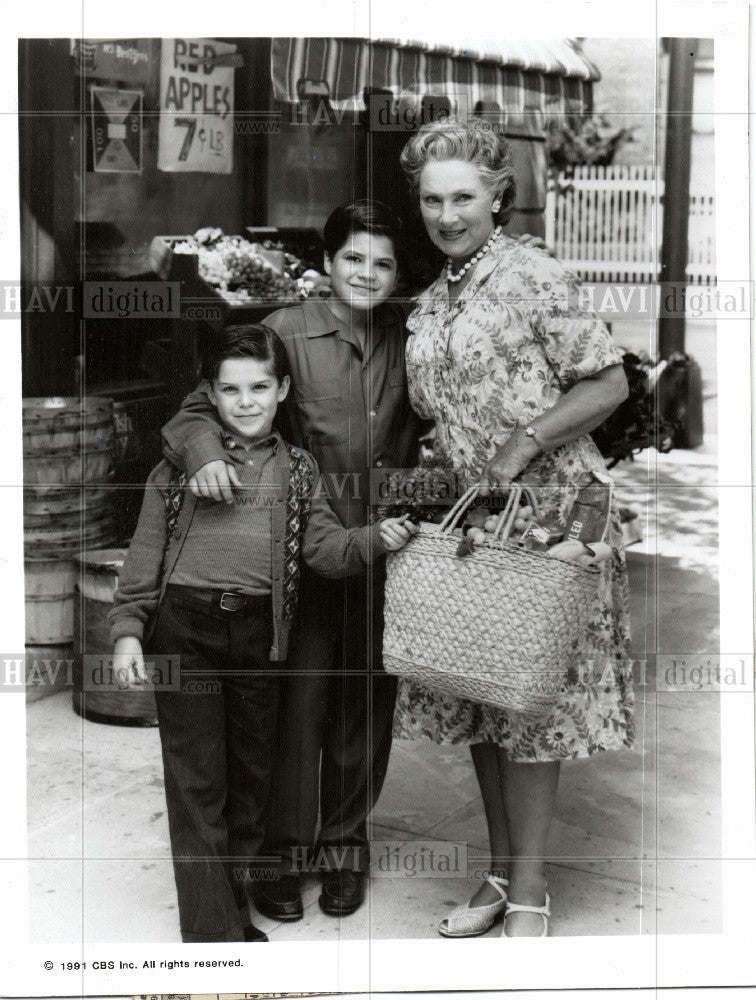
left=264, top=564, right=397, bottom=877
left=148, top=584, right=280, bottom=942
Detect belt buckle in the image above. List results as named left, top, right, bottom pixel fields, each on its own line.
left=219, top=592, right=244, bottom=612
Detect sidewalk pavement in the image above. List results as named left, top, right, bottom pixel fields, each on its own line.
left=26, top=437, right=722, bottom=943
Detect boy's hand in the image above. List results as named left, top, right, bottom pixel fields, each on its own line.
left=189, top=460, right=242, bottom=503
left=380, top=513, right=419, bottom=551
left=112, top=636, right=149, bottom=687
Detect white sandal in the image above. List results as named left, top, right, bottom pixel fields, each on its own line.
left=502, top=893, right=551, bottom=937
left=438, top=875, right=509, bottom=938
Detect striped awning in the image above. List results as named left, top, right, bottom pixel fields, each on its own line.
left=270, top=37, right=597, bottom=121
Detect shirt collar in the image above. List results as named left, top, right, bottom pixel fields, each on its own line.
left=304, top=297, right=398, bottom=338
left=222, top=428, right=281, bottom=459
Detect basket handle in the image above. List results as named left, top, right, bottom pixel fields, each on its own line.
left=439, top=482, right=541, bottom=538
left=439, top=486, right=481, bottom=533
left=491, top=484, right=541, bottom=541
left=440, top=475, right=614, bottom=544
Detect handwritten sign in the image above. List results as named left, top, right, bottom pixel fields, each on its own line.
left=158, top=38, right=236, bottom=174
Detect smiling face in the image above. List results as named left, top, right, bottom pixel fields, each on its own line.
left=323, top=231, right=398, bottom=312
left=208, top=356, right=290, bottom=444
left=418, top=158, right=501, bottom=264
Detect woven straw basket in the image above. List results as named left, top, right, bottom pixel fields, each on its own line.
left=383, top=483, right=604, bottom=719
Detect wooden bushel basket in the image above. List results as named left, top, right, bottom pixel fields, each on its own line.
left=72, top=549, right=158, bottom=727
left=23, top=397, right=115, bottom=486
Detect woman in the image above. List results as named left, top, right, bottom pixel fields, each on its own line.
left=392, top=116, right=633, bottom=938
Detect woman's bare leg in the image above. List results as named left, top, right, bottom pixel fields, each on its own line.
left=500, top=756, right=560, bottom=936
left=468, top=741, right=510, bottom=905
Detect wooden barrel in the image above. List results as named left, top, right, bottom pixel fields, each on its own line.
left=24, top=485, right=109, bottom=517
left=25, top=644, right=75, bottom=703
left=24, top=558, right=76, bottom=644
left=23, top=450, right=113, bottom=485
left=24, top=500, right=116, bottom=556
left=22, top=486, right=116, bottom=645
left=23, top=399, right=119, bottom=649
left=72, top=549, right=158, bottom=727
left=23, top=397, right=114, bottom=485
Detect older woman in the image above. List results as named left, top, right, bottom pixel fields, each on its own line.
left=392, top=117, right=633, bottom=938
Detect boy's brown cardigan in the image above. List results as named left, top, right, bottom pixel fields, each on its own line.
left=110, top=432, right=385, bottom=661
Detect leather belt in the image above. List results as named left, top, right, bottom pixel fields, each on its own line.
left=164, top=583, right=269, bottom=613
left=220, top=591, right=253, bottom=612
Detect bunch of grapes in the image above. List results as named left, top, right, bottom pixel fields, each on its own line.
left=172, top=233, right=304, bottom=303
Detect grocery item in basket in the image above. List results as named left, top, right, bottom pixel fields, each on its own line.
left=546, top=538, right=613, bottom=569
left=519, top=516, right=564, bottom=551
left=376, top=465, right=471, bottom=525
left=546, top=538, right=590, bottom=561
left=563, top=474, right=612, bottom=545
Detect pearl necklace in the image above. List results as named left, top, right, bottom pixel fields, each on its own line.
left=445, top=225, right=502, bottom=284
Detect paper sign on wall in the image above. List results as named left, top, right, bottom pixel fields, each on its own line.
left=90, top=87, right=143, bottom=173
left=158, top=38, right=236, bottom=174
left=72, top=39, right=151, bottom=85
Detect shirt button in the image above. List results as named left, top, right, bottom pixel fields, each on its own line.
left=376, top=460, right=383, bottom=468
left=369, top=409, right=377, bottom=417
left=247, top=459, right=254, bottom=466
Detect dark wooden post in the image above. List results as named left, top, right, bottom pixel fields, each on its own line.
left=240, top=37, right=272, bottom=228
left=19, top=39, right=79, bottom=396
left=658, top=37, right=696, bottom=358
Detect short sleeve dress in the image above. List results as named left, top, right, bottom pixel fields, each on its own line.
left=391, top=236, right=635, bottom=761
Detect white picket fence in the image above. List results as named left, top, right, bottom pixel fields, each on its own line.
left=545, top=164, right=715, bottom=285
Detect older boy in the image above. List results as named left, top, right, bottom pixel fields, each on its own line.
left=162, top=202, right=423, bottom=919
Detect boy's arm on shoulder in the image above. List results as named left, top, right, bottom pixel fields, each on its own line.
left=161, top=380, right=226, bottom=476
left=299, top=452, right=384, bottom=578
left=109, top=462, right=172, bottom=643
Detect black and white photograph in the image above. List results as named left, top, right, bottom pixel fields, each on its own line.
left=0, top=0, right=753, bottom=996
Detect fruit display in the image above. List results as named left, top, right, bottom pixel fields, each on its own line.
left=170, top=228, right=329, bottom=304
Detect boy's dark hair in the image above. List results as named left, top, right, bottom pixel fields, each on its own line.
left=201, top=323, right=291, bottom=386
left=323, top=199, right=405, bottom=266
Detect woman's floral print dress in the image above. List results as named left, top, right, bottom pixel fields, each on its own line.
left=392, top=236, right=635, bottom=760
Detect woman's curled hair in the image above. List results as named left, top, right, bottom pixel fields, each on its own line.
left=400, top=115, right=517, bottom=226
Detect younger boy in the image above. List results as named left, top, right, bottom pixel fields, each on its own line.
left=110, top=324, right=414, bottom=944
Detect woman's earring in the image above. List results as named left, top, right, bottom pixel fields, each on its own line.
left=493, top=201, right=501, bottom=213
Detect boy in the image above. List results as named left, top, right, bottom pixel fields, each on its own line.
left=161, top=201, right=423, bottom=920
left=110, top=324, right=414, bottom=943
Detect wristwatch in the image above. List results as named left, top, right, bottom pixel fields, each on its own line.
left=522, top=424, right=543, bottom=450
